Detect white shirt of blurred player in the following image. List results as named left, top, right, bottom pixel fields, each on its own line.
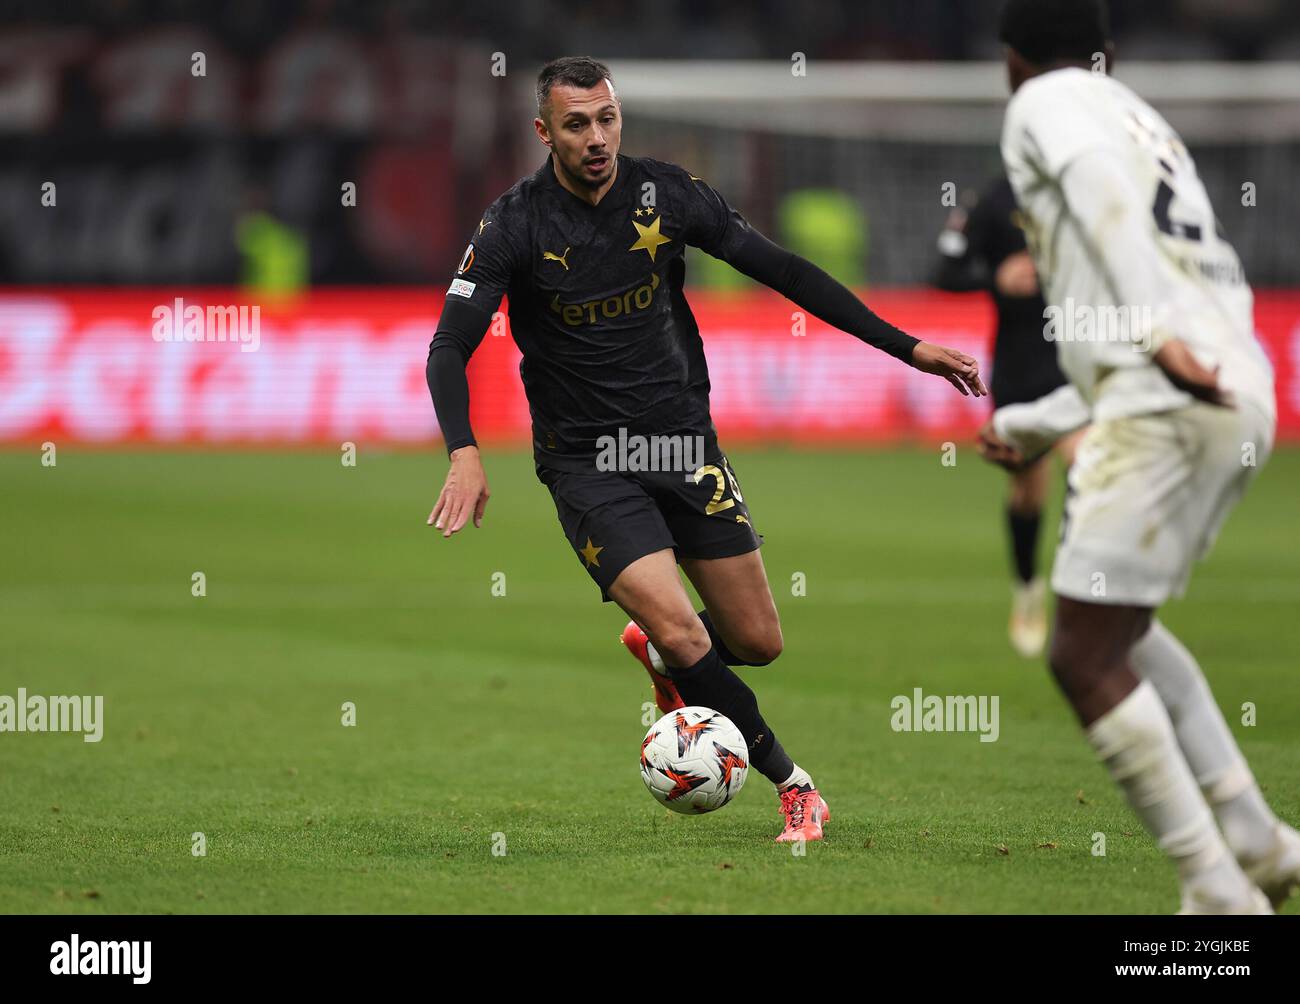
left=1000, top=67, right=1274, bottom=422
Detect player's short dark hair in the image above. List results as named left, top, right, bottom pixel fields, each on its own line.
left=536, top=56, right=615, bottom=122
left=998, top=0, right=1111, bottom=66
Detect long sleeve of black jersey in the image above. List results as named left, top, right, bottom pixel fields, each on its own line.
left=427, top=299, right=492, bottom=454
left=678, top=168, right=918, bottom=363
left=428, top=206, right=523, bottom=455
left=726, top=229, right=918, bottom=362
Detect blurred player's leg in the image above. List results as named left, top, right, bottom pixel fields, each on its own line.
left=1131, top=620, right=1300, bottom=907
left=1046, top=405, right=1282, bottom=913
left=1051, top=597, right=1269, bottom=915
left=1006, top=456, right=1050, bottom=657
left=1006, top=429, right=1083, bottom=658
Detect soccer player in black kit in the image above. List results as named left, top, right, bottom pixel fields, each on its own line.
left=427, top=57, right=986, bottom=842
left=933, top=176, right=1081, bottom=659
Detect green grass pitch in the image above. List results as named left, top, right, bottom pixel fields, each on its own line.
left=1, top=445, right=1296, bottom=914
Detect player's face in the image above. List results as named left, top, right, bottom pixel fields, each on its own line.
left=538, top=81, right=622, bottom=189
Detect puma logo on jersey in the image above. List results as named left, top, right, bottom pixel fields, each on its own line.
left=542, top=247, right=571, bottom=270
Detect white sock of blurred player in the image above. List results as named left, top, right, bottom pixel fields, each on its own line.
left=1131, top=620, right=1300, bottom=902
left=1086, top=681, right=1269, bottom=914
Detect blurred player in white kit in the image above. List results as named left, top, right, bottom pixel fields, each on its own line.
left=980, top=0, right=1300, bottom=913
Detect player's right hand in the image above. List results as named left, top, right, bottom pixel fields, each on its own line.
left=1153, top=338, right=1235, bottom=408
left=428, top=445, right=490, bottom=538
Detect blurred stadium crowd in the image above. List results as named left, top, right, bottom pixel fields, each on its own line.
left=1, top=0, right=1298, bottom=287
left=10, top=0, right=1300, bottom=60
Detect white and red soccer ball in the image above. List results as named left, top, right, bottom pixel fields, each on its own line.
left=639, top=707, right=749, bottom=814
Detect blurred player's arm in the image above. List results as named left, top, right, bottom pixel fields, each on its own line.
left=681, top=170, right=985, bottom=397
left=425, top=217, right=520, bottom=538
left=979, top=383, right=1091, bottom=468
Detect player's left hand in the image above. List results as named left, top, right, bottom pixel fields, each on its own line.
left=976, top=418, right=1026, bottom=470
left=912, top=342, right=987, bottom=397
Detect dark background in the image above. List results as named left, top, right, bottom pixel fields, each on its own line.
left=2, top=0, right=1297, bottom=286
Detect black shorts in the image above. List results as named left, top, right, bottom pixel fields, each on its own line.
left=538, top=453, right=762, bottom=601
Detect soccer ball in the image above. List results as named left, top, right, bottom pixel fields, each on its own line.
left=639, top=706, right=749, bottom=814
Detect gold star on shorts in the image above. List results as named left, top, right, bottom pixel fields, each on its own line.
left=579, top=537, right=604, bottom=567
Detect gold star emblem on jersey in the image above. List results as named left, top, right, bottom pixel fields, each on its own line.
left=579, top=537, right=604, bottom=568
left=542, top=246, right=571, bottom=270
left=628, top=216, right=670, bottom=263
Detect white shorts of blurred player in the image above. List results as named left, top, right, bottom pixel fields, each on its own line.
left=1052, top=399, right=1276, bottom=608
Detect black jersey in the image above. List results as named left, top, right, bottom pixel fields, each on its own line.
left=431, top=154, right=919, bottom=469
left=445, top=154, right=758, bottom=469
left=933, top=176, right=1066, bottom=407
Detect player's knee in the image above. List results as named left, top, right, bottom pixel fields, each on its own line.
left=1049, top=626, right=1115, bottom=703
left=1048, top=628, right=1084, bottom=689
left=647, top=614, right=711, bottom=669
left=733, top=627, right=783, bottom=666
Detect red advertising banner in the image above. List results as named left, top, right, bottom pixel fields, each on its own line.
left=2, top=288, right=1298, bottom=445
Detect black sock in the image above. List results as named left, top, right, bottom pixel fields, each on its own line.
left=1006, top=507, right=1041, bottom=584
left=667, top=647, right=794, bottom=783
left=698, top=609, right=770, bottom=666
